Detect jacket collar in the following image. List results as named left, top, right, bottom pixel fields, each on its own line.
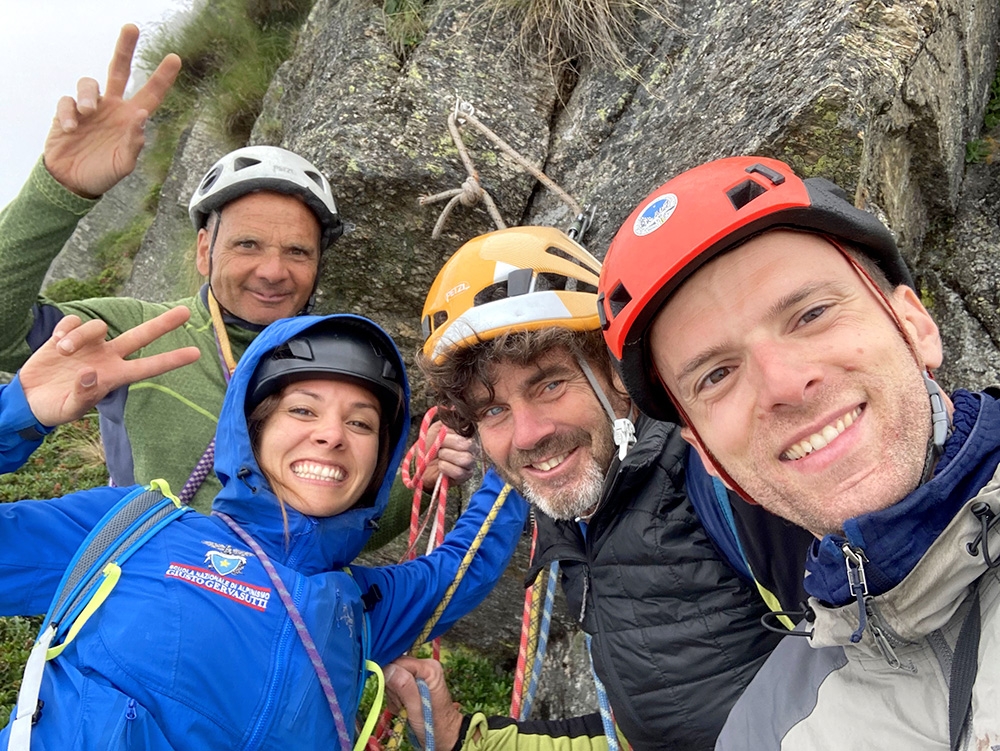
left=804, top=389, right=1000, bottom=645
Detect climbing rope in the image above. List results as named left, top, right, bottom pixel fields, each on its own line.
left=510, top=516, right=540, bottom=719
left=521, top=561, right=559, bottom=720
left=421, top=98, right=587, bottom=240
left=586, top=634, right=621, bottom=751
left=401, top=407, right=451, bottom=659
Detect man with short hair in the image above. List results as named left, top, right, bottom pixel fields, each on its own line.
left=597, top=155, right=999, bottom=748
left=392, top=225, right=794, bottom=750
left=0, top=25, right=469, bottom=517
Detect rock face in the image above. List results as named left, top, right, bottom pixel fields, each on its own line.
left=46, top=0, right=1000, bottom=723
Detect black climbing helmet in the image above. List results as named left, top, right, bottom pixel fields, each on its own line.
left=246, top=316, right=407, bottom=448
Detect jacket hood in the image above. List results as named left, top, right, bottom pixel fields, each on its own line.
left=211, top=314, right=411, bottom=573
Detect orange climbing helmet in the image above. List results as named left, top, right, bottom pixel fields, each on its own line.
left=422, top=226, right=603, bottom=363
left=597, top=155, right=912, bottom=422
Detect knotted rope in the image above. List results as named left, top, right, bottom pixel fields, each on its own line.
left=421, top=99, right=585, bottom=239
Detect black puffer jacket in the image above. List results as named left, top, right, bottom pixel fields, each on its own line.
left=531, top=416, right=783, bottom=751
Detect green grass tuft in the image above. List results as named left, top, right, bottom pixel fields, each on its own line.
left=139, top=0, right=314, bottom=148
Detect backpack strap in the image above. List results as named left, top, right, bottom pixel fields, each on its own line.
left=8, top=480, right=190, bottom=751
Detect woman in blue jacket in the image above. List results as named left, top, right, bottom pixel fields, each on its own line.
left=0, top=313, right=527, bottom=751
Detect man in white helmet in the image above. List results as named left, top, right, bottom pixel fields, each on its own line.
left=0, top=25, right=472, bottom=519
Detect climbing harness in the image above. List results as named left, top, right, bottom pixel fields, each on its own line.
left=421, top=98, right=590, bottom=242
left=8, top=481, right=191, bottom=751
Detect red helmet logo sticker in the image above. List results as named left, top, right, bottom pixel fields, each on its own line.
left=633, top=194, right=678, bottom=237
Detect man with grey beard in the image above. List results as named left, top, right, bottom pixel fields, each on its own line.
left=391, top=226, right=805, bottom=751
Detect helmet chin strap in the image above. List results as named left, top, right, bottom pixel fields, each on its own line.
left=921, top=371, right=951, bottom=482
left=576, top=355, right=636, bottom=460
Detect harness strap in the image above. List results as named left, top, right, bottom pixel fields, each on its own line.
left=949, top=588, right=981, bottom=750
left=8, top=625, right=55, bottom=751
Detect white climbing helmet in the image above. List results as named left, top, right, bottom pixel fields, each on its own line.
left=188, top=145, right=344, bottom=250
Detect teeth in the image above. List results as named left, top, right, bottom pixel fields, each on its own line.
left=782, top=407, right=862, bottom=461
left=292, top=462, right=345, bottom=481
left=532, top=453, right=569, bottom=472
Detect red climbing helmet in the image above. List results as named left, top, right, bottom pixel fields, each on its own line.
left=597, top=155, right=912, bottom=422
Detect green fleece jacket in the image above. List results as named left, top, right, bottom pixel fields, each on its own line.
left=0, top=160, right=413, bottom=542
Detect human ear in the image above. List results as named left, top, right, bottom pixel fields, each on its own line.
left=195, top=228, right=212, bottom=277
left=892, top=285, right=943, bottom=370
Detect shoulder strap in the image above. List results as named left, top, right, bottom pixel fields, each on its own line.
left=949, top=588, right=981, bottom=751
left=8, top=480, right=190, bottom=751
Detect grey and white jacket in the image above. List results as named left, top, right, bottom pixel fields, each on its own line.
left=717, top=389, right=1000, bottom=750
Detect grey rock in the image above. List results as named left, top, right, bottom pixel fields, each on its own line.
left=124, top=115, right=231, bottom=302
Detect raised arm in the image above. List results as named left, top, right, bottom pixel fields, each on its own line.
left=45, top=24, right=181, bottom=198
left=0, top=25, right=181, bottom=371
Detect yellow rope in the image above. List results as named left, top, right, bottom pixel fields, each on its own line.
left=411, top=484, right=513, bottom=650
left=522, top=574, right=543, bottom=706
left=207, top=288, right=238, bottom=376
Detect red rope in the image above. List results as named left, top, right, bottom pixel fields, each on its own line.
left=510, top=516, right=539, bottom=718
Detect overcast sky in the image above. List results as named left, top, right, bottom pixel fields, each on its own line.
left=0, top=0, right=189, bottom=209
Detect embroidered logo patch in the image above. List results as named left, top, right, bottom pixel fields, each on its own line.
left=165, top=563, right=271, bottom=611
left=633, top=193, right=678, bottom=237
left=203, top=540, right=252, bottom=576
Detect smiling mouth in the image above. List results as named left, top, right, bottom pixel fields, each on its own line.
left=292, top=461, right=345, bottom=481
left=530, top=452, right=571, bottom=472
left=781, top=406, right=863, bottom=461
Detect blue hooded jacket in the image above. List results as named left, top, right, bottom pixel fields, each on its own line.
left=0, top=314, right=528, bottom=750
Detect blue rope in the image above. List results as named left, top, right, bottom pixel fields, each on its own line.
left=406, top=677, right=436, bottom=751
left=585, top=634, right=620, bottom=751
left=520, top=561, right=559, bottom=720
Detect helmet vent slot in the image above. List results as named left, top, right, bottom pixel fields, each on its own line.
left=726, top=179, right=768, bottom=211
left=305, top=170, right=325, bottom=190
left=198, top=166, right=222, bottom=194
left=536, top=272, right=597, bottom=295
left=607, top=282, right=632, bottom=318
left=233, top=156, right=263, bottom=172
left=545, top=246, right=601, bottom=277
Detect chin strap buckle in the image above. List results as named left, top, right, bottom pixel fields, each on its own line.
left=614, top=418, right=636, bottom=461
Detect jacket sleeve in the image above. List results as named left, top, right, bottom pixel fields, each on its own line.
left=0, top=376, right=54, bottom=473
left=0, top=484, right=129, bottom=616
left=354, top=468, right=529, bottom=663
left=457, top=712, right=622, bottom=751
left=0, top=159, right=98, bottom=371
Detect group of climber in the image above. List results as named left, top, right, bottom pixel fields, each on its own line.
left=0, top=20, right=996, bottom=751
